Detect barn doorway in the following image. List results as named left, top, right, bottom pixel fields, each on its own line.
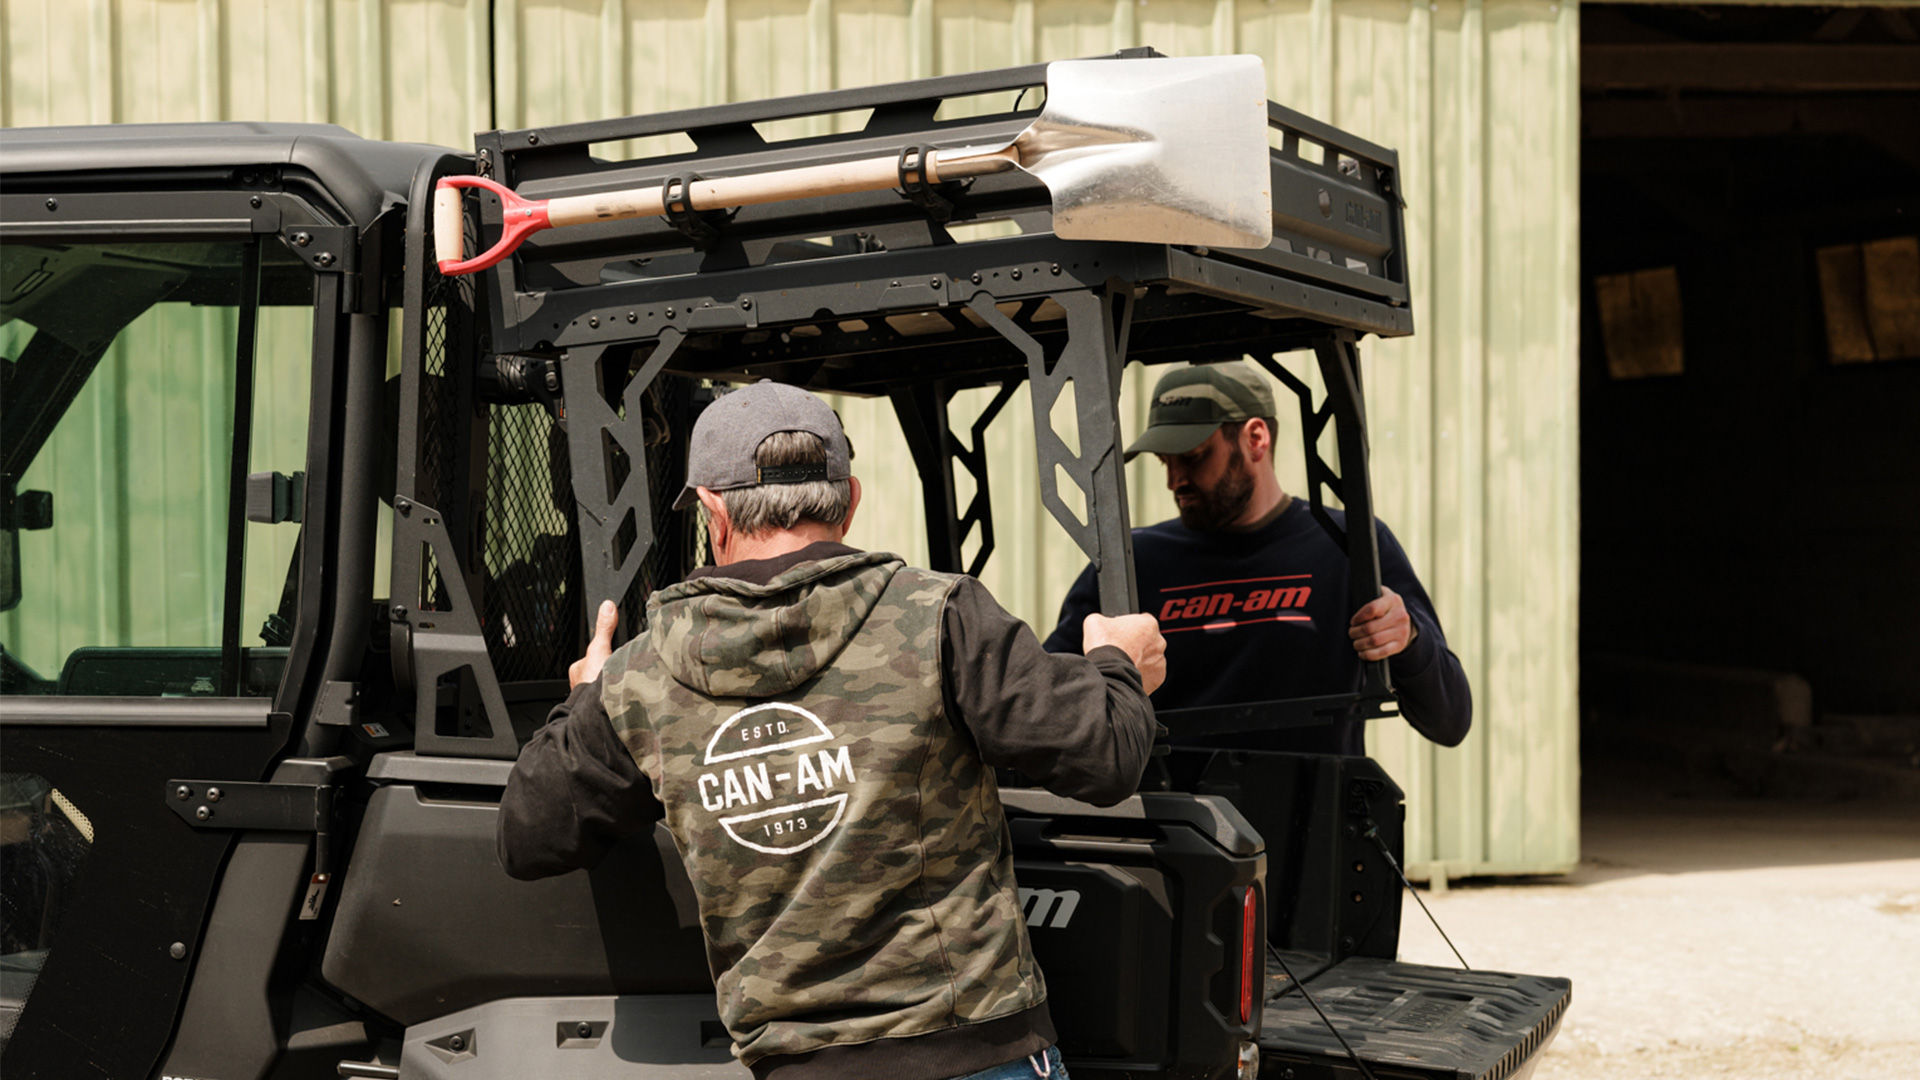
left=1579, top=4, right=1920, bottom=801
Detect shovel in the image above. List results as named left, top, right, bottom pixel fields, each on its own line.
left=434, top=54, right=1272, bottom=275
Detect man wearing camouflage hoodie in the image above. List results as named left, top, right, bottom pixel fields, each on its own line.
left=498, top=381, right=1165, bottom=1080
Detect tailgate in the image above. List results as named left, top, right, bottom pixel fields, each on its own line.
left=1259, top=955, right=1570, bottom=1080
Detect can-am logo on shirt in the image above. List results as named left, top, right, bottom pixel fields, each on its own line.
left=1154, top=573, right=1315, bottom=634
left=699, top=702, right=857, bottom=856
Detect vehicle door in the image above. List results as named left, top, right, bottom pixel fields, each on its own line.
left=0, top=189, right=330, bottom=1079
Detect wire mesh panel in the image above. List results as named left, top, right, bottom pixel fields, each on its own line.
left=482, top=404, right=579, bottom=682
left=415, top=275, right=465, bottom=610
left=474, top=373, right=702, bottom=681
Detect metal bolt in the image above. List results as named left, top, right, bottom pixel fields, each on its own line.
left=527, top=132, right=540, bottom=144
left=890, top=280, right=899, bottom=287
left=206, top=787, right=222, bottom=803
left=250, top=195, right=263, bottom=209
left=448, top=1034, right=467, bottom=1052
left=45, top=198, right=58, bottom=211
left=626, top=311, right=637, bottom=323
left=169, top=942, right=187, bottom=960
left=1341, top=935, right=1356, bottom=952
left=740, top=297, right=752, bottom=310
left=589, top=316, right=600, bottom=328
left=315, top=252, right=336, bottom=267
left=1050, top=263, right=1061, bottom=275
left=665, top=307, right=675, bottom=318
left=195, top=805, right=213, bottom=821
left=930, top=277, right=942, bottom=289
left=970, top=273, right=981, bottom=285
left=391, top=604, right=408, bottom=621
left=1010, top=268, right=1022, bottom=280
left=175, top=785, right=191, bottom=801
left=1350, top=891, right=1363, bottom=903
left=576, top=1021, right=593, bottom=1038
left=292, top=231, right=312, bottom=247
left=1352, top=860, right=1365, bottom=873
left=395, top=496, right=412, bottom=514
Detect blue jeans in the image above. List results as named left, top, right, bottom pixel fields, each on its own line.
left=951, top=1045, right=1068, bottom=1080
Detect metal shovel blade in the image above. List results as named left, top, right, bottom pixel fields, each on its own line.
left=1019, top=55, right=1273, bottom=250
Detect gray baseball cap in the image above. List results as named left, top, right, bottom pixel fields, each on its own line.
left=1124, top=360, right=1277, bottom=461
left=673, top=381, right=853, bottom=510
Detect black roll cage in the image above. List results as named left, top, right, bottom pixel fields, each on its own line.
left=391, top=49, right=1411, bottom=758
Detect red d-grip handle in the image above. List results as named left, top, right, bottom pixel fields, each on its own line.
left=433, top=175, right=552, bottom=277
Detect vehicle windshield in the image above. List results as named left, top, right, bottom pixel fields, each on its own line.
left=0, top=239, right=314, bottom=696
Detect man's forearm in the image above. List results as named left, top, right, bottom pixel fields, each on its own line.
left=944, top=578, right=1157, bottom=806
left=1076, top=647, right=1159, bottom=801
left=1388, top=612, right=1472, bottom=747
left=497, top=680, right=658, bottom=878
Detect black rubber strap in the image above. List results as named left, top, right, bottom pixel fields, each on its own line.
left=896, top=144, right=956, bottom=224
left=661, top=172, right=700, bottom=217
left=661, top=172, right=730, bottom=245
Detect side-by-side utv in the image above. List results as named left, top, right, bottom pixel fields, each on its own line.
left=0, top=50, right=1568, bottom=1080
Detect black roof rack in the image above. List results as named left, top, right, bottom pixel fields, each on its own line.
left=469, top=50, right=1411, bottom=385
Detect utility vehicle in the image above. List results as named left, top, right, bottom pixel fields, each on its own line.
left=0, top=50, right=1568, bottom=1080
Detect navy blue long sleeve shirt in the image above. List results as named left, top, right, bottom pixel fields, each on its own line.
left=1043, top=500, right=1471, bottom=755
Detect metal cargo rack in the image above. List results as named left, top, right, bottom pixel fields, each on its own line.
left=474, top=47, right=1409, bottom=367
left=402, top=49, right=1412, bottom=757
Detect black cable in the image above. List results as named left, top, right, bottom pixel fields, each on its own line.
left=1363, top=819, right=1470, bottom=970
left=1266, top=945, right=1379, bottom=1080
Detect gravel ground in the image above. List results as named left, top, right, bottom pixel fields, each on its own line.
left=1395, top=785, right=1920, bottom=1080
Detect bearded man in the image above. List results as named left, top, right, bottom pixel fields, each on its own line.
left=1043, top=360, right=1470, bottom=755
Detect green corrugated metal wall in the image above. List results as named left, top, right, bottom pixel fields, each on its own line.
left=2, top=0, right=1580, bottom=877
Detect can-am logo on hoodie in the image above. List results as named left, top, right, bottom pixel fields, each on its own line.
left=699, top=702, right=856, bottom=855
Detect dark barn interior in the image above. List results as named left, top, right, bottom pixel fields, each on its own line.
left=1579, top=4, right=1920, bottom=796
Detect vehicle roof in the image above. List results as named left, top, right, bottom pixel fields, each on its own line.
left=0, top=122, right=462, bottom=228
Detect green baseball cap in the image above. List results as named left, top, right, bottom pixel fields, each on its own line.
left=1124, top=361, right=1277, bottom=461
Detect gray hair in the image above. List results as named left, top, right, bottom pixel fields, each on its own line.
left=715, top=430, right=853, bottom=537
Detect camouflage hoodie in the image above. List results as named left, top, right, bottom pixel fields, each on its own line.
left=598, top=550, right=1047, bottom=1071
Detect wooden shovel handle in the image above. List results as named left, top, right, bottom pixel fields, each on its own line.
left=545, top=146, right=1018, bottom=226
left=435, top=145, right=1017, bottom=275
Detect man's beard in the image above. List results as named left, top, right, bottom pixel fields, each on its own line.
left=1175, top=453, right=1255, bottom=531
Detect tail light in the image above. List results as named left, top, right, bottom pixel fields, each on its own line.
left=1240, top=884, right=1258, bottom=1024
